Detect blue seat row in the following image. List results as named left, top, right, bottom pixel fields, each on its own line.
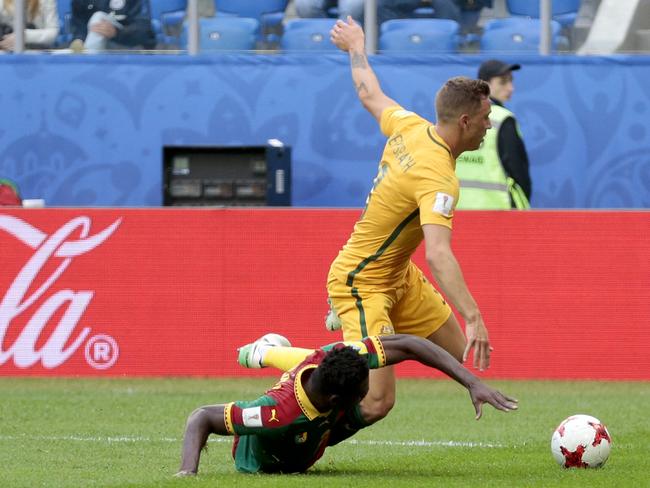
left=506, top=0, right=581, bottom=28
left=53, top=1, right=574, bottom=53
left=186, top=17, right=565, bottom=54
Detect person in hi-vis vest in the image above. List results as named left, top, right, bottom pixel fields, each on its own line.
left=456, top=59, right=531, bottom=209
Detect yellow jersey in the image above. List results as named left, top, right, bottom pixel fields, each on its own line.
left=329, top=105, right=459, bottom=287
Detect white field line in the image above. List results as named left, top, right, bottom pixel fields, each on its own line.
left=0, top=434, right=507, bottom=448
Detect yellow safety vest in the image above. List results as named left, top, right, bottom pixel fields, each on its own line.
left=455, top=104, right=530, bottom=209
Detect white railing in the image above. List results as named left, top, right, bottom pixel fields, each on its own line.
left=13, top=0, right=25, bottom=52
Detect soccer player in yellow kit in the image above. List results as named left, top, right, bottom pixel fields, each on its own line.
left=328, top=17, right=494, bottom=427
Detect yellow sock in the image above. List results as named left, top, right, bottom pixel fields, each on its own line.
left=263, top=346, right=315, bottom=371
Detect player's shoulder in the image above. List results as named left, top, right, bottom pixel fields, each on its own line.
left=381, top=105, right=428, bottom=131
left=385, top=107, right=418, bottom=119
left=388, top=107, right=427, bottom=123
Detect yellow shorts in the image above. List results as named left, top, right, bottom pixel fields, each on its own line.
left=326, top=261, right=452, bottom=341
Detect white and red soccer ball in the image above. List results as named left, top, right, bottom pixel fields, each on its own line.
left=551, top=414, right=612, bottom=468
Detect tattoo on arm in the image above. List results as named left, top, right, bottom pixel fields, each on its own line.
left=355, top=81, right=369, bottom=95
left=350, top=51, right=368, bottom=69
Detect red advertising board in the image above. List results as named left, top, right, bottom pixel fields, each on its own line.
left=0, top=209, right=649, bottom=380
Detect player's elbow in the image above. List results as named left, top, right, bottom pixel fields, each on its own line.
left=186, top=407, right=210, bottom=431
left=360, top=389, right=396, bottom=424
left=359, top=91, right=391, bottom=121
left=358, top=90, right=374, bottom=105
left=359, top=96, right=381, bottom=120
left=361, top=398, right=395, bottom=424
left=425, top=246, right=449, bottom=274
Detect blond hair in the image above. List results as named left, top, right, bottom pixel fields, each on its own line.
left=435, top=77, right=490, bottom=124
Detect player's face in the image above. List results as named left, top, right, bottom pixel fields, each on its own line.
left=488, top=73, right=514, bottom=103
left=357, top=377, right=369, bottom=402
left=465, top=97, right=492, bottom=150
left=339, top=377, right=370, bottom=409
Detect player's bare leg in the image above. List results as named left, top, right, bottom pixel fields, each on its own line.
left=426, top=313, right=466, bottom=363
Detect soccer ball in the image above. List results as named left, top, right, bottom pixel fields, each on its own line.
left=551, top=414, right=612, bottom=468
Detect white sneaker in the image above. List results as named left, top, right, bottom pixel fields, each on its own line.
left=237, top=333, right=291, bottom=368
left=325, top=299, right=342, bottom=331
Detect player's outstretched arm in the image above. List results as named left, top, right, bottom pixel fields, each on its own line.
left=330, top=16, right=397, bottom=122
left=176, top=404, right=230, bottom=476
left=422, top=224, right=492, bottom=371
left=380, top=335, right=517, bottom=419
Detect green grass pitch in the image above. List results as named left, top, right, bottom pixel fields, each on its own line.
left=1, top=377, right=648, bottom=487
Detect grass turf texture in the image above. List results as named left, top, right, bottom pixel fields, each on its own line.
left=1, top=378, right=648, bottom=488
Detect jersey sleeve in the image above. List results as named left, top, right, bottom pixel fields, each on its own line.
left=360, top=336, right=387, bottom=369
left=415, top=168, right=458, bottom=229
left=380, top=105, right=427, bottom=137
left=320, top=336, right=387, bottom=369
left=224, top=396, right=288, bottom=435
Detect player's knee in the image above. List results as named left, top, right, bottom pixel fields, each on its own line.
left=360, top=395, right=395, bottom=424
left=426, top=330, right=465, bottom=363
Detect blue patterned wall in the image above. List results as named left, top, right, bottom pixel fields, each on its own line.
left=2, top=54, right=649, bottom=208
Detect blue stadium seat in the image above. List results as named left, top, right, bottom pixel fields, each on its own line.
left=281, top=19, right=339, bottom=52
left=214, top=0, right=288, bottom=21
left=151, top=0, right=187, bottom=48
left=181, top=17, right=259, bottom=52
left=379, top=19, right=461, bottom=53
left=480, top=17, right=562, bottom=53
left=412, top=5, right=482, bottom=32
left=507, top=0, right=580, bottom=27
left=214, top=0, right=288, bottom=47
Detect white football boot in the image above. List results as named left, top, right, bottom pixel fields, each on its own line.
left=237, top=333, right=291, bottom=368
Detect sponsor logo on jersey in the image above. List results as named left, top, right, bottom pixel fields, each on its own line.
left=268, top=408, right=280, bottom=423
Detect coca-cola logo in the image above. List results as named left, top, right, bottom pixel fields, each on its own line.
left=0, top=215, right=121, bottom=370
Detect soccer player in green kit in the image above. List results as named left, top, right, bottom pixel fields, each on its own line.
left=176, top=334, right=517, bottom=476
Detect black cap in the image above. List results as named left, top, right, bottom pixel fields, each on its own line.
left=478, top=59, right=521, bottom=81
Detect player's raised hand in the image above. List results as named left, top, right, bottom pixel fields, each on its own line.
left=330, top=16, right=365, bottom=52
left=468, top=382, right=518, bottom=420
left=463, top=315, right=492, bottom=371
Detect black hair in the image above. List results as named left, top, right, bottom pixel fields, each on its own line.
left=316, top=346, right=369, bottom=397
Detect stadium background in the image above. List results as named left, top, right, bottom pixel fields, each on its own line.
left=1, top=1, right=650, bottom=382
left=1, top=54, right=649, bottom=208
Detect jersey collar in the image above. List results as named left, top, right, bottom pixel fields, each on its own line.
left=427, top=126, right=453, bottom=160
left=294, top=365, right=330, bottom=420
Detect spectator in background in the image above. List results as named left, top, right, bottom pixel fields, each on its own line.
left=455, top=59, right=531, bottom=209
left=295, top=0, right=364, bottom=24
left=0, top=0, right=59, bottom=51
left=69, top=0, right=155, bottom=52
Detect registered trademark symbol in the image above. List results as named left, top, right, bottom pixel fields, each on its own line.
left=84, top=334, right=119, bottom=370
